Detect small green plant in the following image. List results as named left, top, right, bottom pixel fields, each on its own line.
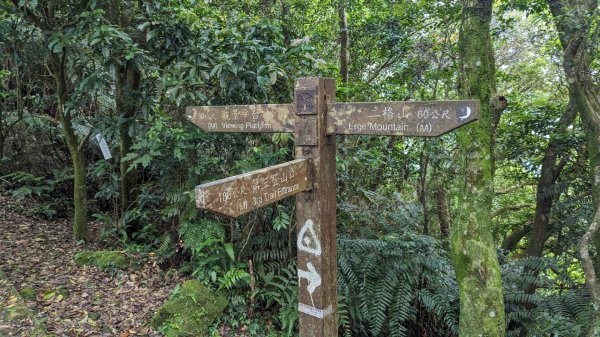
left=0, top=170, right=71, bottom=219
left=272, top=205, right=291, bottom=231
left=254, top=260, right=299, bottom=336
left=74, top=251, right=134, bottom=271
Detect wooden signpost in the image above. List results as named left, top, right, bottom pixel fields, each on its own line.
left=185, top=77, right=479, bottom=337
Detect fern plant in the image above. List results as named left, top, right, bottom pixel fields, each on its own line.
left=337, top=234, right=458, bottom=337
left=1, top=169, right=72, bottom=218
left=502, top=255, right=593, bottom=337
left=254, top=260, right=299, bottom=336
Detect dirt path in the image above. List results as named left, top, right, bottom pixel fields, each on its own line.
left=0, top=195, right=179, bottom=336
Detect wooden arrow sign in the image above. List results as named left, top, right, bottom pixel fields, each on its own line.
left=196, top=159, right=309, bottom=217
left=326, top=100, right=480, bottom=136
left=186, top=104, right=297, bottom=133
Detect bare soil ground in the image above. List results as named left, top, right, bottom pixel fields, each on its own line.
left=0, top=194, right=180, bottom=336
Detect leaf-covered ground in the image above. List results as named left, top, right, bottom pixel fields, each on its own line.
left=0, top=194, right=181, bottom=336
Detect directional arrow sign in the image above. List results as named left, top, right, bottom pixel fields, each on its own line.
left=326, top=100, right=480, bottom=136
left=196, top=159, right=309, bottom=217
left=186, top=104, right=297, bottom=133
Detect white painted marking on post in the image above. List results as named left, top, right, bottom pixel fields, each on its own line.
left=298, top=262, right=321, bottom=294
left=95, top=134, right=112, bottom=160
left=298, top=304, right=334, bottom=319
left=298, top=219, right=321, bottom=256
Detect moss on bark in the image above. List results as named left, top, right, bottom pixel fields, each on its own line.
left=450, top=0, right=506, bottom=336
left=52, top=53, right=89, bottom=242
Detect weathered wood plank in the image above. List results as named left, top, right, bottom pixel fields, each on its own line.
left=196, top=159, right=308, bottom=217
left=295, top=77, right=338, bottom=337
left=326, top=100, right=480, bottom=136
left=185, top=104, right=297, bottom=133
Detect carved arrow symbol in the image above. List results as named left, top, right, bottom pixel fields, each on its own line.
left=298, top=262, right=321, bottom=294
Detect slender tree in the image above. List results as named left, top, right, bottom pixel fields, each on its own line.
left=525, top=98, right=577, bottom=258
left=11, top=1, right=91, bottom=241
left=450, top=0, right=505, bottom=335
left=338, top=0, right=349, bottom=84
left=104, top=1, right=142, bottom=220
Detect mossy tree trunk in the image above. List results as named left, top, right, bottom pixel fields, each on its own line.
left=50, top=53, right=89, bottom=242
left=546, top=0, right=600, bottom=334
left=12, top=1, right=90, bottom=241
left=450, top=0, right=505, bottom=336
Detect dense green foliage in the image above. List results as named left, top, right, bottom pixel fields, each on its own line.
left=1, top=0, right=599, bottom=335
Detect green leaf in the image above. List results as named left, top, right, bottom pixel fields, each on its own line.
left=271, top=133, right=281, bottom=144
left=263, top=271, right=274, bottom=283
left=50, top=41, right=63, bottom=54
left=210, top=63, right=222, bottom=77
left=139, top=154, right=151, bottom=168
left=90, top=37, right=102, bottom=46
left=224, top=243, right=235, bottom=261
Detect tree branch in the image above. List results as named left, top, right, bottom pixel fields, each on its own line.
left=11, top=0, right=50, bottom=31
left=578, top=203, right=600, bottom=336
left=492, top=203, right=534, bottom=218
left=501, top=222, right=532, bottom=251
left=553, top=155, right=571, bottom=181
left=367, top=55, right=399, bottom=83
left=495, top=182, right=535, bottom=196
left=77, top=128, right=93, bottom=153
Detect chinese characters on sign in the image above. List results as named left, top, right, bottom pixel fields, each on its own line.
left=196, top=159, right=308, bottom=218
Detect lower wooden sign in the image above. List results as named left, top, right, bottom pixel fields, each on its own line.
left=196, top=159, right=309, bottom=217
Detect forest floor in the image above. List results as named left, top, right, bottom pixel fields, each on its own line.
left=0, top=194, right=181, bottom=337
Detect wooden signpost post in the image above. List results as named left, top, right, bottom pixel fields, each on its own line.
left=185, top=77, right=479, bottom=337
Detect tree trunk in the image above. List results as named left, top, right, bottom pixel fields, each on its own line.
left=525, top=99, right=577, bottom=258
left=501, top=223, right=531, bottom=252
left=418, top=142, right=430, bottom=235
left=52, top=54, right=89, bottom=241
left=0, top=113, right=6, bottom=161
left=260, top=0, right=274, bottom=16
left=115, top=60, right=141, bottom=219
left=579, top=203, right=600, bottom=337
left=12, top=0, right=90, bottom=242
left=450, top=1, right=505, bottom=336
left=547, top=0, right=600, bottom=332
left=436, top=184, right=451, bottom=239
left=338, top=0, right=349, bottom=84
left=281, top=1, right=292, bottom=45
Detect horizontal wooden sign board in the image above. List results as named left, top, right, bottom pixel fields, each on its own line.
left=326, top=100, right=480, bottom=136
left=196, top=159, right=309, bottom=217
left=186, top=104, right=297, bottom=133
